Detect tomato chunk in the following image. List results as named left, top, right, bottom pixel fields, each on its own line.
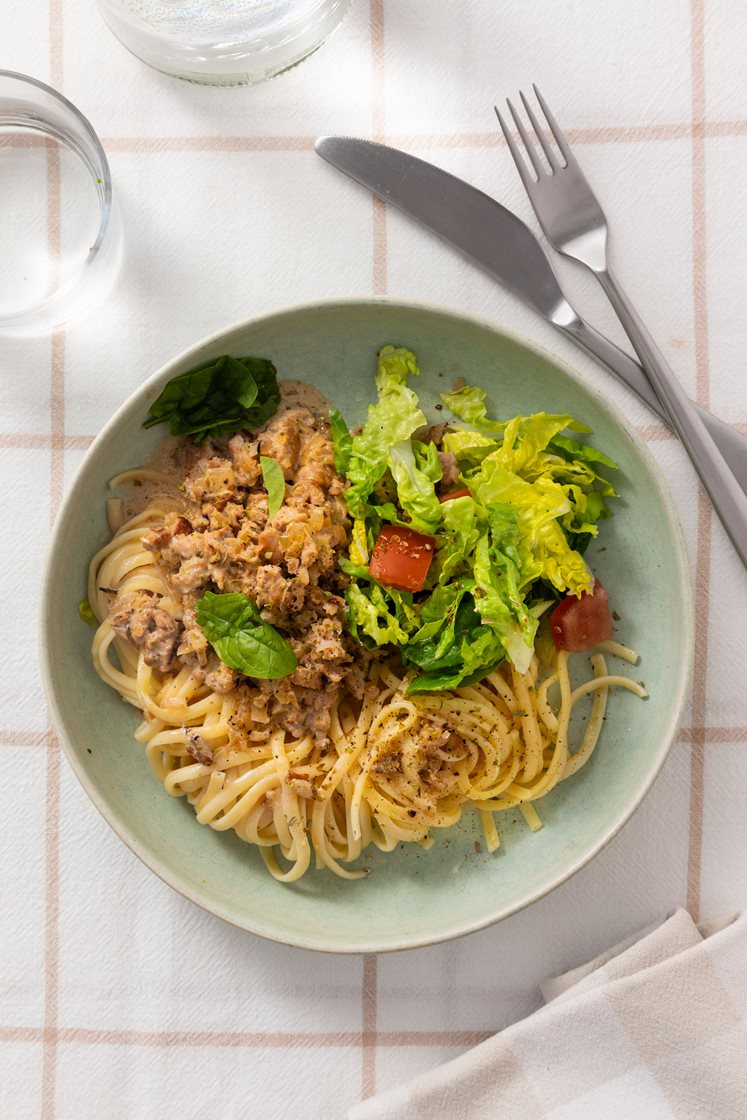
left=369, top=525, right=436, bottom=592
left=438, top=487, right=471, bottom=503
left=550, top=579, right=613, bottom=652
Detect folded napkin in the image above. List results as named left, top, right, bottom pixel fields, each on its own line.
left=350, top=910, right=747, bottom=1120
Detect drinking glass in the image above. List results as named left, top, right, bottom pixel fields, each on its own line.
left=95, top=0, right=352, bottom=86
left=0, top=71, right=121, bottom=335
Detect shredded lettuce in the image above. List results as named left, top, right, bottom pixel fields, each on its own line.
left=345, top=581, right=418, bottom=647
left=387, top=439, right=442, bottom=535
left=549, top=432, right=617, bottom=469
left=328, top=407, right=353, bottom=475
left=78, top=598, right=97, bottom=628
left=344, top=346, right=426, bottom=517
left=440, top=427, right=498, bottom=474
left=439, top=384, right=504, bottom=433
left=436, top=496, right=481, bottom=584
left=469, top=459, right=593, bottom=596
left=443, top=408, right=617, bottom=547
left=472, top=507, right=537, bottom=673
left=337, top=358, right=618, bottom=690
left=487, top=413, right=577, bottom=474
left=406, top=594, right=507, bottom=693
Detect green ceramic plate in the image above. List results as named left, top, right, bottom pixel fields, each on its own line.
left=41, top=299, right=693, bottom=953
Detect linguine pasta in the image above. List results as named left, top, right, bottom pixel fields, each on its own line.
left=89, top=485, right=645, bottom=882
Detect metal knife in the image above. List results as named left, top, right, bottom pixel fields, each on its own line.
left=315, top=135, right=747, bottom=492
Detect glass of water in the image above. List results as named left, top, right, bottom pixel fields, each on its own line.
left=0, top=71, right=121, bottom=336
left=95, top=0, right=352, bottom=86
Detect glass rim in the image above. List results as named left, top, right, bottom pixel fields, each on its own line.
left=0, top=69, right=118, bottom=332
left=94, top=0, right=352, bottom=86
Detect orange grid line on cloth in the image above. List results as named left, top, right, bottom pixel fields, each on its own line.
left=0, top=433, right=96, bottom=450
left=361, top=0, right=387, bottom=1102
left=0, top=1025, right=494, bottom=1049
left=362, top=956, right=379, bottom=1099
left=0, top=117, right=734, bottom=153
left=685, top=0, right=711, bottom=927
left=41, top=1, right=66, bottom=1115
left=386, top=119, right=747, bottom=147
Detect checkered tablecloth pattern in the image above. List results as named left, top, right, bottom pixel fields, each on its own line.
left=2, top=1, right=746, bottom=1117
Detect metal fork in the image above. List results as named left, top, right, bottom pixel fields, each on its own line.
left=496, top=85, right=747, bottom=569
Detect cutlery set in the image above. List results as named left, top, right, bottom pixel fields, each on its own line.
left=317, top=86, right=747, bottom=569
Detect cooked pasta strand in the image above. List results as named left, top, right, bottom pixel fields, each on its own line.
left=90, top=499, right=644, bottom=880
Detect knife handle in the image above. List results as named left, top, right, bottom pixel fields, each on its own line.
left=563, top=317, right=747, bottom=494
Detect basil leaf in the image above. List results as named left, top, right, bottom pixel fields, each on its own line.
left=248, top=363, right=283, bottom=427
left=78, top=598, right=97, bottom=628
left=260, top=455, right=285, bottom=519
left=195, top=591, right=297, bottom=680
left=144, top=355, right=280, bottom=445
left=328, top=407, right=353, bottom=474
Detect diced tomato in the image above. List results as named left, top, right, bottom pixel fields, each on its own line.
left=550, top=579, right=613, bottom=652
left=438, top=487, right=471, bottom=503
left=369, top=525, right=436, bottom=592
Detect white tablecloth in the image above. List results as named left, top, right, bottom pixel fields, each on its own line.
left=2, top=2, right=746, bottom=1117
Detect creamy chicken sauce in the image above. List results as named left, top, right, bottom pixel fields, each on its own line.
left=107, top=381, right=376, bottom=749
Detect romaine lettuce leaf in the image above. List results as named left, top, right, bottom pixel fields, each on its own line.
left=472, top=515, right=537, bottom=674
left=441, top=428, right=498, bottom=470
left=387, top=439, right=442, bottom=535
left=442, top=387, right=618, bottom=554
left=345, top=580, right=418, bottom=647
left=488, top=413, right=576, bottom=474
left=405, top=582, right=473, bottom=661
left=328, top=407, right=353, bottom=474
left=470, top=458, right=593, bottom=597
left=405, top=594, right=507, bottom=693
left=440, top=384, right=505, bottom=432
left=549, top=433, right=617, bottom=470
left=338, top=363, right=617, bottom=687
left=435, top=495, right=481, bottom=584
left=404, top=500, right=535, bottom=681
left=345, top=346, right=426, bottom=516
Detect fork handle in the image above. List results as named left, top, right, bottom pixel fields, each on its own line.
left=597, top=267, right=747, bottom=568
left=563, top=318, right=747, bottom=493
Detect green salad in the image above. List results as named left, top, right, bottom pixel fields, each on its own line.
left=330, top=346, right=618, bottom=691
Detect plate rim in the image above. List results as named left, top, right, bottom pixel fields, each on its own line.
left=40, top=295, right=694, bottom=953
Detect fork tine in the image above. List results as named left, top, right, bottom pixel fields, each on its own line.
left=505, top=97, right=545, bottom=179
left=494, top=106, right=537, bottom=194
left=519, top=89, right=560, bottom=172
left=532, top=84, right=575, bottom=168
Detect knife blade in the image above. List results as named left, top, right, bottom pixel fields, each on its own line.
left=315, top=135, right=747, bottom=492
